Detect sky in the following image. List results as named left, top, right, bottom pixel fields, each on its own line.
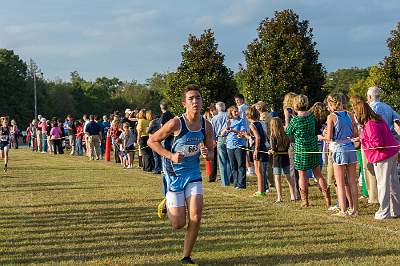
left=1, top=0, right=399, bottom=82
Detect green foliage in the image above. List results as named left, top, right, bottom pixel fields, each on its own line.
left=113, top=79, right=163, bottom=114
left=348, top=66, right=381, bottom=98
left=0, top=49, right=30, bottom=125
left=379, top=22, right=400, bottom=111
left=166, top=29, right=237, bottom=114
left=241, top=10, right=325, bottom=113
left=323, top=67, right=369, bottom=96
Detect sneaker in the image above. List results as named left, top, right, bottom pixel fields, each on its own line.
left=253, top=191, right=266, bottom=197
left=157, top=198, right=167, bottom=220
left=3, top=164, right=7, bottom=173
left=347, top=208, right=359, bottom=217
left=328, top=204, right=339, bottom=211
left=275, top=199, right=283, bottom=203
left=332, top=211, right=349, bottom=218
left=181, top=257, right=197, bottom=265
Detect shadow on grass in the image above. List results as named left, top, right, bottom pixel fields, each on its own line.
left=0, top=199, right=131, bottom=209
left=157, top=248, right=400, bottom=266
left=0, top=181, right=80, bottom=189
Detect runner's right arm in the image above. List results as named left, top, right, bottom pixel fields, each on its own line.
left=147, top=117, right=183, bottom=163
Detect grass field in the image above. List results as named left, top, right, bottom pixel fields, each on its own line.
left=1, top=148, right=400, bottom=265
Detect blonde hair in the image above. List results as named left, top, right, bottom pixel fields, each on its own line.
left=123, top=122, right=130, bottom=129
left=255, top=101, right=267, bottom=113
left=293, top=94, right=309, bottom=111
left=227, top=106, right=238, bottom=119
left=137, top=109, right=146, bottom=120
left=309, top=102, right=328, bottom=125
left=283, top=92, right=298, bottom=109
left=145, top=110, right=153, bottom=121
left=270, top=117, right=289, bottom=149
left=327, top=93, right=344, bottom=111
left=246, top=106, right=260, bottom=121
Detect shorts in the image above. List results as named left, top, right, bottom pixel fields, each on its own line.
left=0, top=142, right=9, bottom=150
left=273, top=166, right=290, bottom=175
left=126, top=144, right=135, bottom=152
left=331, top=142, right=357, bottom=165
left=166, top=181, right=203, bottom=208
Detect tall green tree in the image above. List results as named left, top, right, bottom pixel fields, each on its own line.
left=165, top=29, right=237, bottom=114
left=379, top=21, right=400, bottom=111
left=0, top=49, right=29, bottom=124
left=242, top=9, right=325, bottom=112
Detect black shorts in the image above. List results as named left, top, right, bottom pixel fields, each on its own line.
left=0, top=141, right=9, bottom=150
left=126, top=144, right=135, bottom=152
left=254, top=150, right=269, bottom=162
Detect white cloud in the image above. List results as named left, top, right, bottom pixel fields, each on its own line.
left=220, top=0, right=263, bottom=26
left=4, top=21, right=73, bottom=35
left=15, top=43, right=110, bottom=58
left=114, top=9, right=160, bottom=25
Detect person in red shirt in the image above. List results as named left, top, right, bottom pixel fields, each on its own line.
left=75, top=120, right=84, bottom=156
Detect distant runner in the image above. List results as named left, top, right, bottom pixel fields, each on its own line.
left=0, top=117, right=10, bottom=172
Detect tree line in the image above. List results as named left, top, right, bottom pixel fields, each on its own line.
left=1, top=9, right=400, bottom=128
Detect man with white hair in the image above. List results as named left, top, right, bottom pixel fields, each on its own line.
left=367, top=86, right=400, bottom=136
left=211, top=101, right=231, bottom=186
left=364, top=86, right=400, bottom=204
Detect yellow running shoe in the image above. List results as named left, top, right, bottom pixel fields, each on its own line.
left=157, top=198, right=167, bottom=220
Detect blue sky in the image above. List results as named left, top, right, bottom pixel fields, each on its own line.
left=1, top=0, right=399, bottom=82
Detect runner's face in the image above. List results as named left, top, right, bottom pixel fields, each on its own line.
left=183, top=90, right=202, bottom=113
left=2, top=120, right=7, bottom=127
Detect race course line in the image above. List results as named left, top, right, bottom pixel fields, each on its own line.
left=203, top=187, right=400, bottom=236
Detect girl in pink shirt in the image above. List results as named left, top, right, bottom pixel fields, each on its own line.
left=352, top=100, right=400, bottom=220
left=50, top=122, right=63, bottom=155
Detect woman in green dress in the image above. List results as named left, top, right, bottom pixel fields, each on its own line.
left=285, top=94, right=331, bottom=208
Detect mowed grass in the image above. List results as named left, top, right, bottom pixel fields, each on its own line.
left=1, top=148, right=400, bottom=266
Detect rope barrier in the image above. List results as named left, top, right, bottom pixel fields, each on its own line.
left=215, top=141, right=400, bottom=155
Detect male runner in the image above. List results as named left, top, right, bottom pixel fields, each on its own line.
left=0, top=117, right=10, bottom=172
left=148, top=84, right=214, bottom=265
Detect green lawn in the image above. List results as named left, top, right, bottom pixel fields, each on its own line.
left=1, top=148, right=399, bottom=265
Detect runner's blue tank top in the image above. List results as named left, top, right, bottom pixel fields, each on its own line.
left=163, top=115, right=206, bottom=192
left=0, top=126, right=10, bottom=143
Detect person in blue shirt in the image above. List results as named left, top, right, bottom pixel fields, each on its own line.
left=148, top=84, right=214, bottom=266
left=367, top=86, right=400, bottom=136
left=221, top=105, right=248, bottom=189
left=211, top=101, right=231, bottom=186
left=100, top=115, right=111, bottom=157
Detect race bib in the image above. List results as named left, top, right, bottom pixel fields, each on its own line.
left=182, top=144, right=200, bottom=157
left=0, top=135, right=8, bottom=142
